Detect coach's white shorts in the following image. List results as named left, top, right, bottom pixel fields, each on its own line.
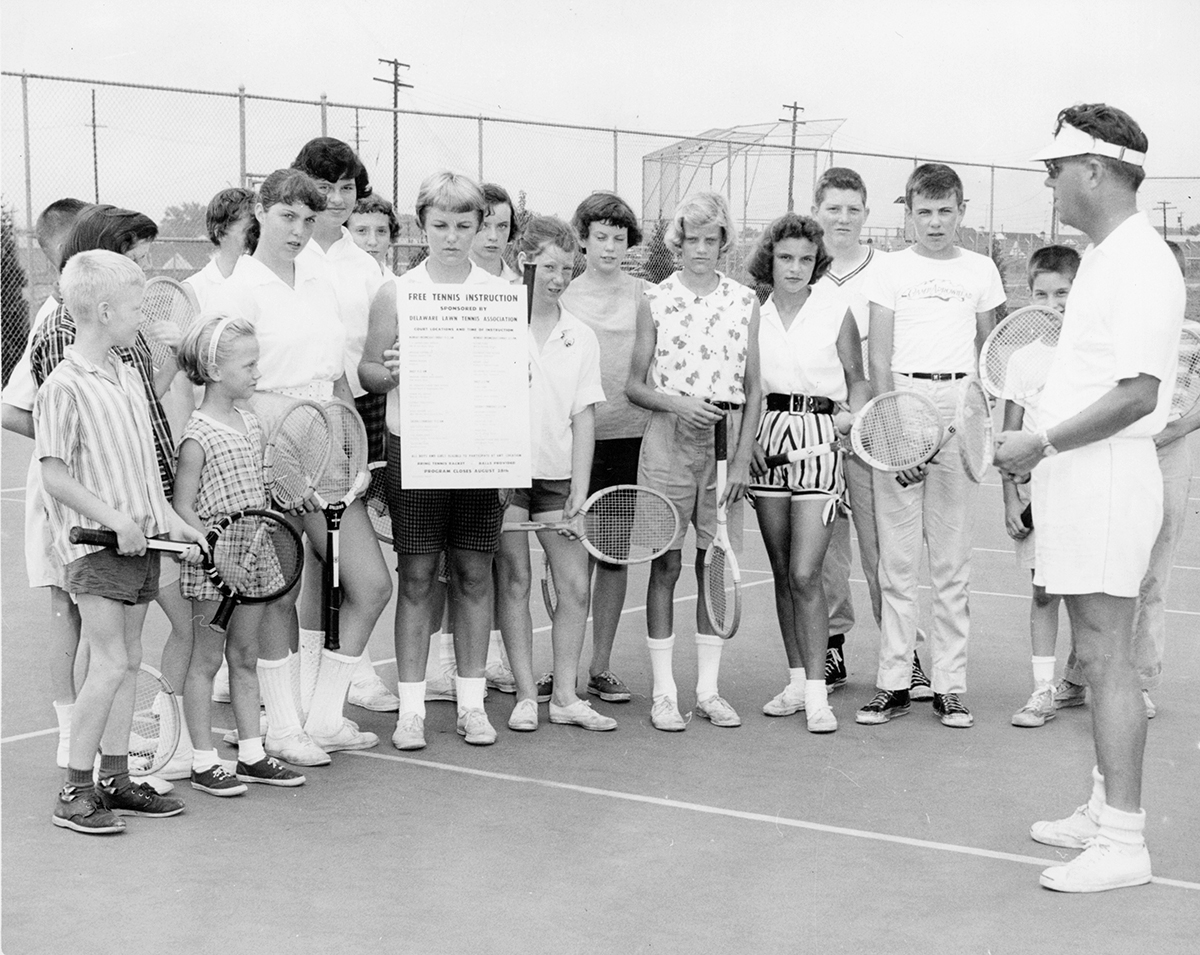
left=24, top=457, right=62, bottom=589
left=1033, top=437, right=1162, bottom=597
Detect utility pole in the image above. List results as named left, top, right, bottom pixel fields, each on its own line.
left=1154, top=200, right=1176, bottom=237
left=779, top=102, right=804, bottom=212
left=88, top=89, right=107, bottom=203
left=352, top=107, right=368, bottom=156
left=374, top=58, right=412, bottom=205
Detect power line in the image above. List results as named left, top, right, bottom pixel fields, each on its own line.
left=374, top=58, right=412, bottom=209
left=779, top=101, right=804, bottom=212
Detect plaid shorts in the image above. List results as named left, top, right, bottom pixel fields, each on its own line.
left=386, top=436, right=505, bottom=554
left=354, top=392, right=389, bottom=466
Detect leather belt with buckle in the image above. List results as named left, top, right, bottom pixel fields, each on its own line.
left=765, top=393, right=836, bottom=414
left=902, top=372, right=967, bottom=381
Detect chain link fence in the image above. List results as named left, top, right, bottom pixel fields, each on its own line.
left=4, top=70, right=1198, bottom=384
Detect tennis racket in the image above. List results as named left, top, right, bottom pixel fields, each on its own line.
left=892, top=380, right=994, bottom=486
left=363, top=466, right=392, bottom=545
left=314, top=399, right=371, bottom=651
left=140, top=277, right=198, bottom=369
left=501, top=484, right=680, bottom=565
left=70, top=509, right=305, bottom=631
left=1170, top=323, right=1200, bottom=419
left=128, top=664, right=181, bottom=778
left=701, top=415, right=741, bottom=640
left=540, top=552, right=558, bottom=617
left=253, top=394, right=333, bottom=511
left=978, top=304, right=1062, bottom=405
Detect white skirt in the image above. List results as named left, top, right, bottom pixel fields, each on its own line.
left=1032, top=438, right=1162, bottom=597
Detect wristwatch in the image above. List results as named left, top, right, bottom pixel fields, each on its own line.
left=1035, top=429, right=1059, bottom=457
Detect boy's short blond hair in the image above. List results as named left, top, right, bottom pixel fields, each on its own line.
left=415, top=171, right=486, bottom=230
left=58, top=250, right=144, bottom=321
left=666, top=192, right=737, bottom=255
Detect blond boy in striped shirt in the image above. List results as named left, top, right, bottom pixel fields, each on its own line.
left=36, top=251, right=207, bottom=835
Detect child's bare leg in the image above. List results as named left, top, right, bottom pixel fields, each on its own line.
left=49, top=586, right=81, bottom=704
left=69, top=596, right=140, bottom=770
left=181, top=601, right=222, bottom=755
left=228, top=605, right=265, bottom=740
left=541, top=531, right=590, bottom=707
left=495, top=530, right=537, bottom=702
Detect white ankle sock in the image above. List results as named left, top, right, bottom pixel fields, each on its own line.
left=804, top=679, right=828, bottom=712
left=1097, top=804, right=1145, bottom=848
left=53, top=701, right=73, bottom=740
left=191, top=748, right=219, bottom=773
left=353, top=648, right=378, bottom=683
left=304, top=649, right=358, bottom=738
left=1032, top=655, right=1056, bottom=687
left=647, top=634, right=677, bottom=700
left=456, top=676, right=486, bottom=712
left=259, top=655, right=303, bottom=737
left=238, top=737, right=266, bottom=765
left=397, top=682, right=427, bottom=718
left=439, top=630, right=457, bottom=670
left=695, top=633, right=724, bottom=701
left=1087, top=766, right=1107, bottom=823
left=788, top=667, right=805, bottom=691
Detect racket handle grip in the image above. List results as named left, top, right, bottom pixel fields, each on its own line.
left=210, top=595, right=236, bottom=632
left=764, top=441, right=839, bottom=469
left=69, top=526, right=191, bottom=554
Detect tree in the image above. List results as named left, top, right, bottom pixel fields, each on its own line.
left=1, top=201, right=29, bottom=388
left=643, top=219, right=675, bottom=285
left=158, top=202, right=207, bottom=238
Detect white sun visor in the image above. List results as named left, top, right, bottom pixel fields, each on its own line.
left=1030, top=123, right=1145, bottom=166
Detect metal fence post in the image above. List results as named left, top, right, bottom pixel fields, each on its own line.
left=320, top=93, right=327, bottom=136
left=613, top=128, right=618, bottom=193
left=477, top=116, right=484, bottom=181
left=988, top=164, right=996, bottom=257
left=238, top=85, right=247, bottom=187
left=21, top=71, right=33, bottom=237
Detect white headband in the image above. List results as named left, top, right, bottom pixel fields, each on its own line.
left=207, top=317, right=236, bottom=369
left=1029, top=122, right=1146, bottom=167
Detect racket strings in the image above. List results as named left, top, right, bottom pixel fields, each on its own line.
left=363, top=469, right=393, bottom=544
left=129, top=668, right=177, bottom=774
left=1171, top=328, right=1200, bottom=416
left=318, top=404, right=369, bottom=500
left=980, top=306, right=1061, bottom=401
left=210, top=515, right=303, bottom=599
left=957, top=383, right=994, bottom=482
left=265, top=406, right=331, bottom=508
left=855, top=394, right=942, bottom=469
left=582, top=487, right=678, bottom=561
left=705, top=547, right=732, bottom=631
left=139, top=279, right=196, bottom=367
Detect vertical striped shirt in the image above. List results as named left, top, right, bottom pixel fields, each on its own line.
left=34, top=347, right=175, bottom=567
left=29, top=303, right=176, bottom=498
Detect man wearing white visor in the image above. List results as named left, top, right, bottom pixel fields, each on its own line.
left=995, top=104, right=1184, bottom=892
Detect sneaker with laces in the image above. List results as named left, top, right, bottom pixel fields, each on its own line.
left=348, top=676, right=401, bottom=712
left=236, top=756, right=306, bottom=787
left=535, top=673, right=554, bottom=704
left=97, top=778, right=185, bottom=818
left=309, top=719, right=379, bottom=753
left=1142, top=690, right=1156, bottom=720
left=1030, top=804, right=1100, bottom=848
left=695, top=695, right=741, bottom=727
left=392, top=712, right=426, bottom=750
left=457, top=708, right=498, bottom=745
left=1039, top=837, right=1152, bottom=893
left=191, top=764, right=248, bottom=797
left=825, top=646, right=847, bottom=691
left=856, top=689, right=910, bottom=725
left=265, top=730, right=332, bottom=767
left=549, top=699, right=618, bottom=731
left=425, top=669, right=457, bottom=702
left=1012, top=685, right=1057, bottom=727
left=52, top=786, right=125, bottom=834
left=1053, top=679, right=1086, bottom=708
left=650, top=695, right=686, bottom=732
left=909, top=653, right=933, bottom=701
left=587, top=670, right=632, bottom=703
left=486, top=662, right=517, bottom=695
left=806, top=705, right=838, bottom=734
left=762, top=686, right=805, bottom=717
left=507, top=698, right=539, bottom=732
left=933, top=692, right=973, bottom=728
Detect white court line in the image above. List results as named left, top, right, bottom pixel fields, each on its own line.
left=348, top=749, right=1200, bottom=892
left=0, top=727, right=58, bottom=744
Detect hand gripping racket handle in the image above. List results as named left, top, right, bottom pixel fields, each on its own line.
left=69, top=526, right=193, bottom=555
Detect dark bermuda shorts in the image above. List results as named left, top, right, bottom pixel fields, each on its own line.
left=65, top=549, right=161, bottom=605
left=588, top=437, right=643, bottom=495
left=510, top=478, right=570, bottom=516
left=386, top=434, right=505, bottom=554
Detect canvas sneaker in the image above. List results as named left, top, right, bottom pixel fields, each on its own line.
left=587, top=671, right=632, bottom=703
left=1012, top=685, right=1056, bottom=727
left=825, top=646, right=847, bottom=690
left=650, top=696, right=686, bottom=732
left=235, top=756, right=306, bottom=787
left=762, top=686, right=805, bottom=717
left=549, top=699, right=617, bottom=732
left=856, top=689, right=911, bottom=725
left=1030, top=804, right=1101, bottom=849
left=190, top=764, right=248, bottom=797
left=695, top=695, right=741, bottom=727
left=457, top=708, right=498, bottom=745
left=933, top=692, right=973, bottom=728
left=909, top=652, right=933, bottom=701
left=1053, top=679, right=1087, bottom=708
left=392, top=712, right=426, bottom=751
left=97, top=778, right=185, bottom=818
left=1039, top=837, right=1152, bottom=893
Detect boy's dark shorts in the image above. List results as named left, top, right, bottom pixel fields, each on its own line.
left=65, top=549, right=161, bottom=605
left=510, top=478, right=571, bottom=517
left=589, top=437, right=643, bottom=494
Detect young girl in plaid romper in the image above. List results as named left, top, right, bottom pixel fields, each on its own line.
left=173, top=314, right=305, bottom=795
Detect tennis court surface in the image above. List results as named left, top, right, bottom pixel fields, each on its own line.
left=2, top=429, right=1197, bottom=954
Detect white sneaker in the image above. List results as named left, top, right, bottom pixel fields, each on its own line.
left=159, top=752, right=194, bottom=781
left=392, top=712, right=426, bottom=750
left=507, top=698, right=539, bottom=732
left=265, top=730, right=332, bottom=767
left=456, top=708, right=497, bottom=745
left=650, top=696, right=686, bottom=732
left=348, top=676, right=401, bottom=712
left=762, top=687, right=805, bottom=717
left=1030, top=804, right=1100, bottom=849
left=425, top=669, right=457, bottom=702
left=1039, top=837, right=1152, bottom=893
left=695, top=695, right=741, bottom=727
left=485, top=661, right=517, bottom=695
left=308, top=719, right=379, bottom=753
left=549, top=699, right=617, bottom=732
left=806, top=705, right=838, bottom=734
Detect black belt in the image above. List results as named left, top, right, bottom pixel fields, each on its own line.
left=765, top=393, right=836, bottom=414
left=902, top=372, right=968, bottom=381
left=707, top=400, right=743, bottom=411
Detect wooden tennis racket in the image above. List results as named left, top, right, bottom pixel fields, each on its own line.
left=890, top=381, right=993, bottom=487
left=501, top=484, right=680, bottom=565
left=1170, top=323, right=1200, bottom=419
left=140, top=277, right=198, bottom=368
left=701, top=415, right=741, bottom=640
left=540, top=552, right=558, bottom=617
left=978, top=304, right=1061, bottom=406
left=70, top=508, right=305, bottom=631
left=128, top=664, right=181, bottom=778
left=253, top=394, right=333, bottom=512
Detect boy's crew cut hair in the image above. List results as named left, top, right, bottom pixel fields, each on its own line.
left=414, top=172, right=486, bottom=229
left=814, top=167, right=868, bottom=207
left=666, top=192, right=737, bottom=256
left=59, top=205, right=158, bottom=271
left=745, top=213, right=832, bottom=287
left=58, top=249, right=145, bottom=319
left=1027, top=245, right=1081, bottom=287
left=905, top=163, right=964, bottom=209
left=35, top=198, right=90, bottom=254
left=572, top=191, right=643, bottom=248
left=292, top=137, right=371, bottom=199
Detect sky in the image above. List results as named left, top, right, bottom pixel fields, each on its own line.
left=2, top=0, right=1198, bottom=234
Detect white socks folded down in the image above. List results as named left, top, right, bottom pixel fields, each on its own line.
left=1085, top=766, right=1146, bottom=847
left=645, top=633, right=727, bottom=702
